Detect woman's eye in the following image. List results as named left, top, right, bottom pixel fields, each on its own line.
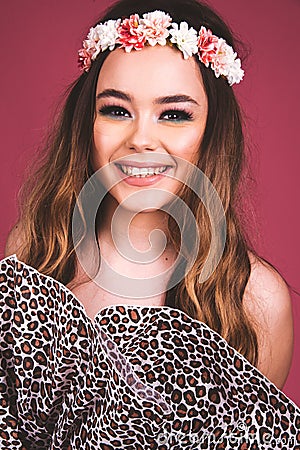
left=98, top=105, right=131, bottom=118
left=160, top=109, right=193, bottom=122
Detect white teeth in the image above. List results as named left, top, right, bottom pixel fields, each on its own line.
left=131, top=167, right=140, bottom=176
left=119, top=165, right=167, bottom=177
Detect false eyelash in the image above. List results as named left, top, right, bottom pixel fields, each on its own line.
left=98, top=104, right=194, bottom=121
left=98, top=104, right=131, bottom=116
left=159, top=108, right=194, bottom=121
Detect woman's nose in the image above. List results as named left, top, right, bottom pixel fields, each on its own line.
left=126, top=116, right=159, bottom=152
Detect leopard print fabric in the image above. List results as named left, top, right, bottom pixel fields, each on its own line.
left=0, top=255, right=299, bottom=449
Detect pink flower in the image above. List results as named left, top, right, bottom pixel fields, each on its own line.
left=77, top=11, right=244, bottom=85
left=78, top=47, right=92, bottom=72
left=117, top=14, right=146, bottom=52
left=211, top=38, right=235, bottom=76
left=141, top=11, right=171, bottom=46
left=197, top=26, right=218, bottom=67
left=210, top=39, right=244, bottom=84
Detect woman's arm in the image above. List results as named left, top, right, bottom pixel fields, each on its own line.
left=243, top=252, right=294, bottom=390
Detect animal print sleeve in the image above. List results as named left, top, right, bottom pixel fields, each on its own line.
left=0, top=255, right=91, bottom=449
left=0, top=256, right=23, bottom=448
left=1, top=255, right=299, bottom=449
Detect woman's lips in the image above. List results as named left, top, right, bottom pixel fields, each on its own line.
left=114, top=163, right=173, bottom=186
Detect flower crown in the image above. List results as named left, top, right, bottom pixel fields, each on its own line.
left=78, top=10, right=244, bottom=86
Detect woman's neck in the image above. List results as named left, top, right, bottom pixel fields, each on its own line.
left=97, top=194, right=172, bottom=256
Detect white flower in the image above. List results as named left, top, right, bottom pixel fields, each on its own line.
left=169, top=22, right=198, bottom=59
left=87, top=25, right=98, bottom=42
left=78, top=11, right=244, bottom=85
left=226, top=58, right=244, bottom=85
left=83, top=38, right=96, bottom=52
left=141, top=10, right=171, bottom=46
left=87, top=19, right=120, bottom=57
left=80, top=38, right=100, bottom=60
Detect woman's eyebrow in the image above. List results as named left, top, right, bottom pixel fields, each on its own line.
left=96, top=89, right=132, bottom=102
left=155, top=95, right=199, bottom=105
left=96, top=90, right=199, bottom=106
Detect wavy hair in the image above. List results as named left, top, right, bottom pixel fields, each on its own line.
left=15, top=0, right=278, bottom=366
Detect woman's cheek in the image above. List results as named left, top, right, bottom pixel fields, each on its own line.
left=164, top=128, right=203, bottom=162
left=94, top=119, right=127, bottom=138
left=91, top=133, right=112, bottom=171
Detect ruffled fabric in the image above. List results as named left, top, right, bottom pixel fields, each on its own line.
left=0, top=255, right=299, bottom=449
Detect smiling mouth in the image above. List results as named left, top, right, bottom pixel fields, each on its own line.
left=115, top=164, right=170, bottom=178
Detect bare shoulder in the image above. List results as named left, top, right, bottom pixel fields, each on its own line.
left=4, top=221, right=26, bottom=258
left=243, top=251, right=294, bottom=389
left=245, top=251, right=292, bottom=315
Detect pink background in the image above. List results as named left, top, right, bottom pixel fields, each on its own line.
left=0, top=1, right=299, bottom=404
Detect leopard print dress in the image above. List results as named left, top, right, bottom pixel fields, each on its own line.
left=0, top=255, right=299, bottom=449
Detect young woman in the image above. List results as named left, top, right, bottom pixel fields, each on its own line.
left=1, top=0, right=299, bottom=448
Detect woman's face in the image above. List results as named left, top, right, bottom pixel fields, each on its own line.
left=92, top=44, right=208, bottom=210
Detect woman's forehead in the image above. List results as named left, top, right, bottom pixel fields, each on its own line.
left=96, top=45, right=206, bottom=100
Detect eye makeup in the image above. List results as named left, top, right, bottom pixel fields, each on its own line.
left=159, top=108, right=194, bottom=122
left=98, top=104, right=131, bottom=118
left=98, top=104, right=194, bottom=122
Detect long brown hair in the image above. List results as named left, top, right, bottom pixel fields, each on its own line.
left=15, top=0, right=281, bottom=366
